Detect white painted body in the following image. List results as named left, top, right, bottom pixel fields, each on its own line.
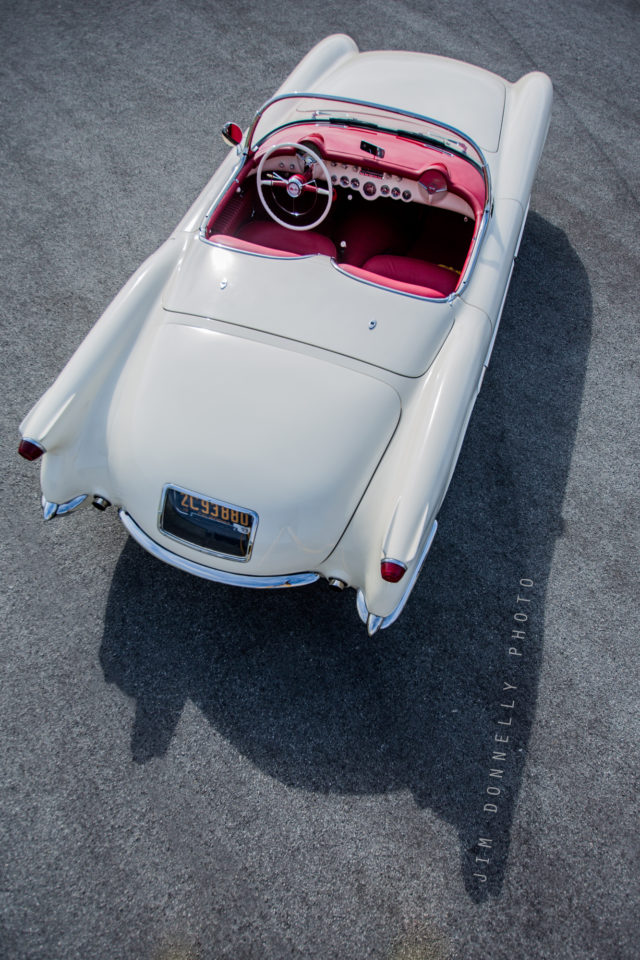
left=20, top=35, right=552, bottom=631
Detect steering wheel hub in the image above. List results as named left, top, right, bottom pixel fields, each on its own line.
left=286, top=175, right=306, bottom=198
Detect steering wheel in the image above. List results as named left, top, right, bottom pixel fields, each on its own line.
left=257, top=142, right=332, bottom=231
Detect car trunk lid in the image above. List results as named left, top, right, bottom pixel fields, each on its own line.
left=108, top=320, right=401, bottom=574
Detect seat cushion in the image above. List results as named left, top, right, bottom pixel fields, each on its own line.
left=362, top=255, right=459, bottom=296
left=236, top=221, right=337, bottom=258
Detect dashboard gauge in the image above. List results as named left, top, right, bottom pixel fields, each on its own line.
left=351, top=178, right=360, bottom=188
left=402, top=189, right=412, bottom=201
left=380, top=184, right=390, bottom=196
left=340, top=175, right=350, bottom=186
left=420, top=169, right=449, bottom=198
left=363, top=181, right=377, bottom=197
left=391, top=187, right=401, bottom=198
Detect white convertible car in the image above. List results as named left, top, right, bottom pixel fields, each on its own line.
left=19, top=35, right=552, bottom=634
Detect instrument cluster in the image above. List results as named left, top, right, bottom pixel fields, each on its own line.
left=328, top=161, right=416, bottom=203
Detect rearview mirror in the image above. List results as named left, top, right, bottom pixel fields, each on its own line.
left=221, top=122, right=243, bottom=148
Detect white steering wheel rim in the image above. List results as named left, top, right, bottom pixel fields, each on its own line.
left=257, top=142, right=332, bottom=231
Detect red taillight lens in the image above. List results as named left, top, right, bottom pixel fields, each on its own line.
left=380, top=559, right=407, bottom=583
left=18, top=438, right=45, bottom=461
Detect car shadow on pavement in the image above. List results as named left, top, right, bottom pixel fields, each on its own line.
left=99, top=213, right=591, bottom=904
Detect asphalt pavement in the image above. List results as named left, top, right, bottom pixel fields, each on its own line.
left=1, top=1, right=638, bottom=958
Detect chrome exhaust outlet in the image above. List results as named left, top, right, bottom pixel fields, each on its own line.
left=328, top=578, right=347, bottom=591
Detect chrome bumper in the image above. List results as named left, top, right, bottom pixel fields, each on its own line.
left=119, top=510, right=319, bottom=589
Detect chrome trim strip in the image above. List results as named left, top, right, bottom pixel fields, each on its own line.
left=381, top=520, right=438, bottom=628
left=198, top=162, right=246, bottom=242
left=454, top=205, right=491, bottom=297
left=356, top=520, right=438, bottom=633
left=120, top=510, right=319, bottom=589
left=382, top=557, right=408, bottom=570
left=481, top=202, right=529, bottom=372
left=157, top=482, right=259, bottom=563
left=204, top=238, right=318, bottom=261
left=356, top=588, right=369, bottom=624
left=514, top=200, right=530, bottom=259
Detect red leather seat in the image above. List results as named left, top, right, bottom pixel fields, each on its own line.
left=362, top=255, right=459, bottom=297
left=235, top=221, right=337, bottom=258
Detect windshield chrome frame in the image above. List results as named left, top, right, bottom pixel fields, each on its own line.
left=244, top=92, right=491, bottom=196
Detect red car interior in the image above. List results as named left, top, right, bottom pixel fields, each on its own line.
left=204, top=122, right=485, bottom=300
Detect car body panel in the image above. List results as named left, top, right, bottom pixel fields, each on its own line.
left=163, top=238, right=455, bottom=377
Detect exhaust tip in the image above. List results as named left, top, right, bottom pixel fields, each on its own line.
left=92, top=496, right=111, bottom=511
left=328, top=578, right=347, bottom=591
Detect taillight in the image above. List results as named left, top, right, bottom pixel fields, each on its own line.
left=380, top=559, right=407, bottom=583
left=18, top=438, right=45, bottom=461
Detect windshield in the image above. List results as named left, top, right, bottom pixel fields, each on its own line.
left=248, top=94, right=488, bottom=177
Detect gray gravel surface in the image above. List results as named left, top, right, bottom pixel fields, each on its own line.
left=1, top=1, right=638, bottom=958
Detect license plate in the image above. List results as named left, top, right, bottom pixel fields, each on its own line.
left=160, top=485, right=257, bottom=560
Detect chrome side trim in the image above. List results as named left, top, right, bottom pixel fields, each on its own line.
left=198, top=161, right=246, bottom=241
left=119, top=510, right=319, bottom=589
left=356, top=520, right=438, bottom=634
left=480, top=202, right=529, bottom=375
left=454, top=205, right=491, bottom=297
left=514, top=199, right=530, bottom=259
